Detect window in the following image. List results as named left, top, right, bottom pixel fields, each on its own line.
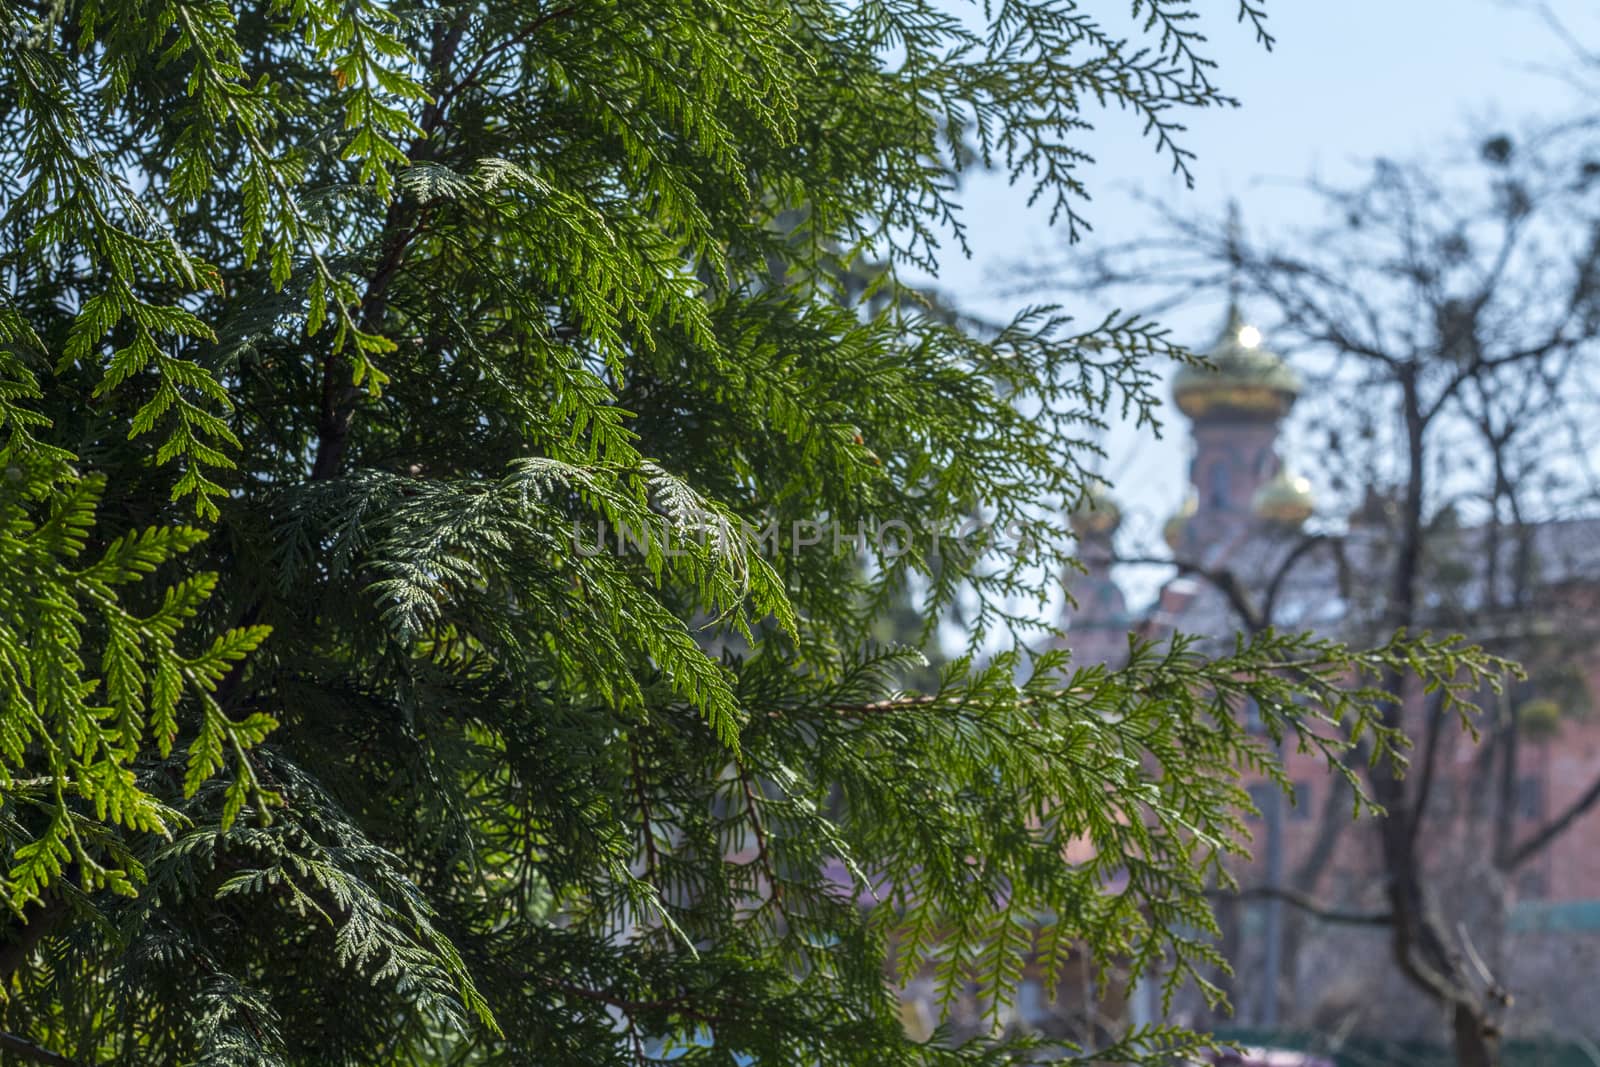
left=1242, top=697, right=1264, bottom=735
left=1014, top=977, right=1047, bottom=1028
left=1247, top=783, right=1274, bottom=821
left=1428, top=779, right=1458, bottom=820
left=1290, top=781, right=1314, bottom=820
left=1516, top=775, right=1544, bottom=821
left=1208, top=461, right=1232, bottom=510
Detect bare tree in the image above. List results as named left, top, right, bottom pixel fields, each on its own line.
left=1041, top=130, right=1600, bottom=1066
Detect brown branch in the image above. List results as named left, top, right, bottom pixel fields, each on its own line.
left=1207, top=885, right=1391, bottom=927
left=1261, top=534, right=1335, bottom=625
left=0, top=1031, right=79, bottom=1067
left=309, top=208, right=427, bottom=481
left=310, top=11, right=467, bottom=481
left=1507, top=769, right=1600, bottom=869
left=1291, top=767, right=1352, bottom=893
left=762, top=693, right=949, bottom=720
left=1116, top=555, right=1264, bottom=633
left=822, top=694, right=940, bottom=714
left=314, top=2, right=588, bottom=482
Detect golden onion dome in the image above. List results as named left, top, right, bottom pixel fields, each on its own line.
left=1163, top=492, right=1197, bottom=552
left=1252, top=469, right=1315, bottom=527
left=1069, top=479, right=1121, bottom=537
left=1172, top=305, right=1301, bottom=420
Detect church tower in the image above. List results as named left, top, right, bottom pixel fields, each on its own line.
left=1165, top=304, right=1311, bottom=557
left=1062, top=480, right=1130, bottom=667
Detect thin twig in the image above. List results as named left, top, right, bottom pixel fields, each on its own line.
left=738, top=765, right=782, bottom=905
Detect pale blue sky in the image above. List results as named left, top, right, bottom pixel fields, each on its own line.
left=925, top=0, right=1598, bottom=608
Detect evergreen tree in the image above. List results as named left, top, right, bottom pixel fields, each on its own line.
left=0, top=2, right=1507, bottom=1063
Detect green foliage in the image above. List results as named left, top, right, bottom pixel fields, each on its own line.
left=0, top=1, right=1509, bottom=1064
left=0, top=451, right=272, bottom=913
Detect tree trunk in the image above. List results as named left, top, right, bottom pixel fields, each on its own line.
left=1374, top=377, right=1501, bottom=1067
left=1452, top=1002, right=1500, bottom=1067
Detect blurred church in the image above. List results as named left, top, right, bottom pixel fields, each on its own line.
left=1061, top=307, right=1600, bottom=1045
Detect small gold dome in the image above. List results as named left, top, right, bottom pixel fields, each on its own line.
left=1069, top=479, right=1121, bottom=537
left=1173, top=305, right=1301, bottom=420
left=1252, top=470, right=1315, bottom=526
left=1163, top=493, right=1197, bottom=552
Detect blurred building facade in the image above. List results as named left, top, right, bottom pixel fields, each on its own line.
left=1062, top=308, right=1600, bottom=1046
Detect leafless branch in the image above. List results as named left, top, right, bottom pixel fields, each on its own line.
left=1508, top=770, right=1600, bottom=868
left=1115, top=555, right=1264, bottom=633
left=1206, top=885, right=1391, bottom=927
